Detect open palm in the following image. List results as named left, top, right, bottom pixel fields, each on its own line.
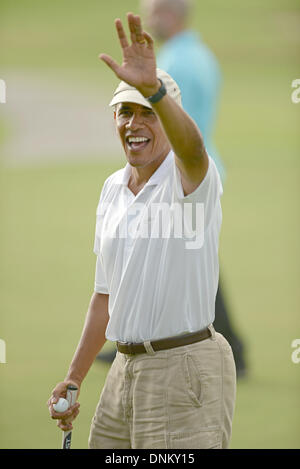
left=99, top=13, right=159, bottom=97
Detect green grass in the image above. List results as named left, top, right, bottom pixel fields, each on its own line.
left=0, top=160, right=122, bottom=449
left=0, top=0, right=300, bottom=449
left=0, top=152, right=299, bottom=449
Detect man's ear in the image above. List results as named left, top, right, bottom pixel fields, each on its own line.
left=113, top=111, right=116, bottom=120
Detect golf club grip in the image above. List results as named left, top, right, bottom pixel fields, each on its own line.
left=62, top=385, right=78, bottom=449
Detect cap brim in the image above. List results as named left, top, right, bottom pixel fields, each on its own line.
left=109, top=89, right=152, bottom=109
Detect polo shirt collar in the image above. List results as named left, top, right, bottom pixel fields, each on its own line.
left=164, top=30, right=201, bottom=48
left=116, top=150, right=174, bottom=187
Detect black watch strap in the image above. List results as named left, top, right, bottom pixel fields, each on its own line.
left=146, top=79, right=167, bottom=104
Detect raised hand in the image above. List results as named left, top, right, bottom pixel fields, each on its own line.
left=99, top=13, right=160, bottom=98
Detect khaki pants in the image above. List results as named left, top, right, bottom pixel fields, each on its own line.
left=89, top=327, right=236, bottom=449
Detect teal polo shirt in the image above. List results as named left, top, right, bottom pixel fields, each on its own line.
left=157, top=30, right=226, bottom=181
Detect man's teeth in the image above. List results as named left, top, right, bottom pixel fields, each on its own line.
left=128, top=137, right=149, bottom=143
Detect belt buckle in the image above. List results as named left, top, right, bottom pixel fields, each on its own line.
left=120, top=341, right=135, bottom=354
left=118, top=341, right=135, bottom=354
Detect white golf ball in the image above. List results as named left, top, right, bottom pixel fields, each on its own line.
left=53, top=397, right=69, bottom=413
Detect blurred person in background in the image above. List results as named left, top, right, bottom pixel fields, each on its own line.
left=140, top=0, right=247, bottom=377
left=98, top=0, right=246, bottom=378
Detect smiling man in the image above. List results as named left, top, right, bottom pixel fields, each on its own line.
left=114, top=100, right=170, bottom=187
left=47, top=13, right=236, bottom=449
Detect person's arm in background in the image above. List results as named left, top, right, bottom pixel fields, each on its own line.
left=47, top=292, right=109, bottom=431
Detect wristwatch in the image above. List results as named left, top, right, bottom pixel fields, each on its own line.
left=146, top=79, right=167, bottom=104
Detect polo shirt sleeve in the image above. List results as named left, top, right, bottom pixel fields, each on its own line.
left=173, top=155, right=223, bottom=229
left=94, top=255, right=109, bottom=294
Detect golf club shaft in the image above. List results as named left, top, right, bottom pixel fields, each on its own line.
left=62, top=385, right=78, bottom=449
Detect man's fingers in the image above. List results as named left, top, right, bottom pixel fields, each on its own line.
left=57, top=405, right=80, bottom=431
left=49, top=402, right=80, bottom=420
left=57, top=420, right=73, bottom=431
left=47, top=396, right=56, bottom=407
left=61, top=404, right=80, bottom=424
left=115, top=18, right=129, bottom=49
left=133, top=15, right=145, bottom=44
left=99, top=54, right=121, bottom=76
left=128, top=13, right=146, bottom=45
left=127, top=12, right=145, bottom=44
left=47, top=384, right=66, bottom=407
left=49, top=391, right=61, bottom=405
left=127, top=12, right=136, bottom=39
left=143, top=31, right=154, bottom=48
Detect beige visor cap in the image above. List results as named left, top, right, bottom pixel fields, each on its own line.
left=109, top=68, right=182, bottom=109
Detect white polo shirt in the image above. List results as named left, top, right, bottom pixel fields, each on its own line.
left=93, top=150, right=223, bottom=343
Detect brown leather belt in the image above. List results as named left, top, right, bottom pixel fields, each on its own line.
left=116, top=327, right=212, bottom=355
